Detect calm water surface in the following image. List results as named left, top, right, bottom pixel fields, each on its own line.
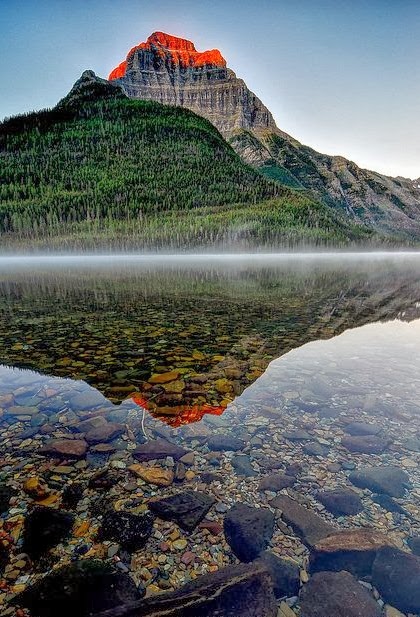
left=1, top=253, right=420, bottom=615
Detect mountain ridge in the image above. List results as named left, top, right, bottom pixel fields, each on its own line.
left=109, top=31, right=420, bottom=238
left=1, top=70, right=371, bottom=250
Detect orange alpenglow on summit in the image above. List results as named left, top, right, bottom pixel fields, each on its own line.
left=108, top=31, right=226, bottom=80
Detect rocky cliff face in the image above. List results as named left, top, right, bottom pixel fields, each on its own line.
left=109, top=32, right=420, bottom=238
left=109, top=31, right=276, bottom=135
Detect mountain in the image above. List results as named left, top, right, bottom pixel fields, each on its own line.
left=108, top=31, right=276, bottom=136
left=0, top=70, right=367, bottom=250
left=110, top=32, right=420, bottom=238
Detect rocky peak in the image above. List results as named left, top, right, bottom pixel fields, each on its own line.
left=58, top=70, right=125, bottom=108
left=108, top=31, right=276, bottom=134
left=109, top=31, right=227, bottom=81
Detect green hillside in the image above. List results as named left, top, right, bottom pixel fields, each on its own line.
left=0, top=72, right=374, bottom=249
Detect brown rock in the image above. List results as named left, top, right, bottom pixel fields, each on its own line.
left=129, top=464, right=174, bottom=487
left=148, top=371, right=180, bottom=384
left=300, top=571, right=382, bottom=617
left=259, top=474, right=295, bottom=492
left=91, top=562, right=277, bottom=617
left=310, top=528, right=395, bottom=577
left=134, top=439, right=187, bottom=462
left=40, top=439, right=87, bottom=459
left=271, top=495, right=335, bottom=548
left=85, top=422, right=124, bottom=444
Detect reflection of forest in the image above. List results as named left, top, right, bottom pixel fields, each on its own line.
left=0, top=258, right=419, bottom=421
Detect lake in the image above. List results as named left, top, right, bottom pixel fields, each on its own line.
left=1, top=253, right=420, bottom=615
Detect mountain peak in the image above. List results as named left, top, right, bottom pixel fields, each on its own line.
left=109, top=31, right=226, bottom=80
left=107, top=31, right=275, bottom=135
left=58, top=69, right=125, bottom=108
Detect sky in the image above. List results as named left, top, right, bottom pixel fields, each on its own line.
left=1, top=0, right=419, bottom=178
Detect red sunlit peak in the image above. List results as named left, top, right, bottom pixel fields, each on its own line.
left=108, top=31, right=226, bottom=80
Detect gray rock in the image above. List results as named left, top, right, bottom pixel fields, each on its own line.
left=408, top=536, right=420, bottom=556
left=259, top=474, right=295, bottom=492
left=254, top=551, right=300, bottom=599
left=300, top=571, right=381, bottom=617
left=231, top=455, right=257, bottom=477
left=148, top=491, right=215, bottom=531
left=344, top=421, right=382, bottom=436
left=134, top=439, right=187, bottom=462
left=317, top=489, right=363, bottom=516
left=349, top=466, right=409, bottom=498
left=207, top=434, right=246, bottom=451
left=271, top=495, right=335, bottom=548
left=341, top=434, right=391, bottom=454
left=372, top=546, right=420, bottom=613
left=224, top=503, right=275, bottom=562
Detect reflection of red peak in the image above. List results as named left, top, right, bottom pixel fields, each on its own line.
left=131, top=393, right=225, bottom=428
left=108, top=31, right=226, bottom=80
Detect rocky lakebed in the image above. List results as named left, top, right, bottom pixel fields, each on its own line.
left=0, top=317, right=419, bottom=617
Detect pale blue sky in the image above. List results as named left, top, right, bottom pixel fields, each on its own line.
left=1, top=0, right=419, bottom=178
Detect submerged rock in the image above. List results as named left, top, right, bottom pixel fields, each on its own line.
left=316, top=488, right=363, bottom=516
left=231, top=454, right=257, bottom=477
left=14, top=559, right=141, bottom=617
left=300, top=571, right=382, bottom=617
left=254, top=551, right=300, bottom=599
left=148, top=491, right=215, bottom=531
left=341, top=434, right=391, bottom=454
left=40, top=438, right=88, bottom=459
left=98, top=510, right=154, bottom=551
left=408, top=536, right=420, bottom=556
left=0, top=484, right=13, bottom=514
left=271, top=495, right=335, bottom=548
left=98, top=562, right=277, bottom=617
left=309, top=528, right=394, bottom=577
left=224, top=503, right=275, bottom=562
left=134, top=439, right=187, bottom=462
left=23, top=506, right=75, bottom=559
left=207, top=434, right=246, bottom=451
left=62, top=482, right=85, bottom=509
left=259, top=473, right=295, bottom=492
left=372, top=546, right=420, bottom=613
left=85, top=422, right=124, bottom=444
left=344, top=421, right=382, bottom=436
left=349, top=466, right=409, bottom=497
left=372, top=493, right=408, bottom=515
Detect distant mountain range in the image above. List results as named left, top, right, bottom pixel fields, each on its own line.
left=0, top=31, right=418, bottom=249
left=110, top=31, right=420, bottom=239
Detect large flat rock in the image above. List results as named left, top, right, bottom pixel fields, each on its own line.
left=349, top=466, right=409, bottom=498
left=91, top=562, right=278, bottom=617
left=271, top=495, right=335, bottom=548
left=310, top=528, right=395, bottom=577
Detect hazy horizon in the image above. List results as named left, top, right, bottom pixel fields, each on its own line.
left=1, top=0, right=419, bottom=179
